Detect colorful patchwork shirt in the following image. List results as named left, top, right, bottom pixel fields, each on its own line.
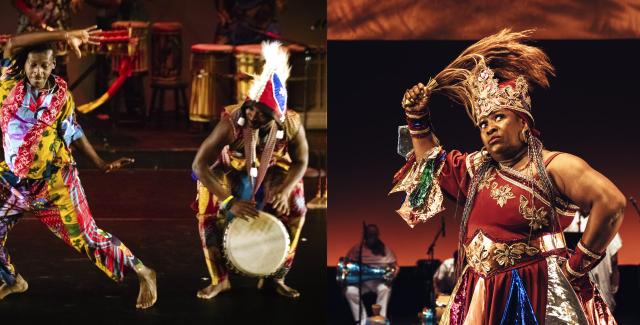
left=0, top=74, right=84, bottom=179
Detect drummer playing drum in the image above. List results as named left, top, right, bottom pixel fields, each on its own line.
left=192, top=41, right=308, bottom=299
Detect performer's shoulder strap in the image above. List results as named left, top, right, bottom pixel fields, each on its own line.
left=544, top=151, right=564, bottom=167
left=222, top=103, right=243, bottom=137
left=284, top=110, right=301, bottom=141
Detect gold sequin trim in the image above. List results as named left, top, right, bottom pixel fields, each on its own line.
left=519, top=195, right=549, bottom=230
left=464, top=231, right=565, bottom=276
left=490, top=183, right=515, bottom=207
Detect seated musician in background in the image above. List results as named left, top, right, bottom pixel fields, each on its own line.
left=344, top=224, right=399, bottom=324
left=432, top=250, right=457, bottom=296
left=214, top=0, right=286, bottom=45
left=192, top=41, right=308, bottom=299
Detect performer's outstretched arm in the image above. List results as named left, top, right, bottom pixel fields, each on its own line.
left=4, top=25, right=100, bottom=58
left=270, top=124, right=309, bottom=216
left=548, top=154, right=626, bottom=279
left=72, top=135, right=133, bottom=172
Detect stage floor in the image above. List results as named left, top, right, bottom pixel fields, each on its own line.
left=0, top=170, right=326, bottom=324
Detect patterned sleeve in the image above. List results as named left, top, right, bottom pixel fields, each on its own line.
left=58, top=92, right=84, bottom=146
left=390, top=147, right=477, bottom=227
left=0, top=67, right=18, bottom=106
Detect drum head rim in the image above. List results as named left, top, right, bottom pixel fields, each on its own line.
left=112, top=21, right=150, bottom=28
left=233, top=44, right=263, bottom=55
left=191, top=44, right=234, bottom=53
left=223, top=211, right=291, bottom=277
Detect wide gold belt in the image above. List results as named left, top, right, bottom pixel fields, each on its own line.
left=465, top=230, right=565, bottom=276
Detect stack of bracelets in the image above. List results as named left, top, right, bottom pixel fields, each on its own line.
left=565, top=241, right=605, bottom=280
left=402, top=78, right=437, bottom=138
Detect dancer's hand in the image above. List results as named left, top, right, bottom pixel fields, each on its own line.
left=103, top=157, right=135, bottom=173
left=402, top=82, right=430, bottom=111
left=229, top=200, right=259, bottom=221
left=65, top=25, right=101, bottom=58
left=270, top=188, right=291, bottom=217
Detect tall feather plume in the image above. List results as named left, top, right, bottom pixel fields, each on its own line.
left=248, top=41, right=291, bottom=101
left=429, top=29, right=555, bottom=121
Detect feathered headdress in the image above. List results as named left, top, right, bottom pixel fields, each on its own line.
left=247, top=41, right=291, bottom=123
left=422, top=29, right=555, bottom=125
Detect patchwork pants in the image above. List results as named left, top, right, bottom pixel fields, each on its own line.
left=0, top=164, right=139, bottom=285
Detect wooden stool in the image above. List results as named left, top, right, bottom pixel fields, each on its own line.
left=148, top=80, right=188, bottom=126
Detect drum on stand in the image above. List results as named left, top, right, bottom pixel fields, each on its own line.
left=85, top=30, right=127, bottom=56
left=111, top=21, right=150, bottom=74
left=223, top=211, right=290, bottom=276
left=233, top=44, right=263, bottom=102
left=189, top=44, right=235, bottom=122
left=150, top=22, right=182, bottom=83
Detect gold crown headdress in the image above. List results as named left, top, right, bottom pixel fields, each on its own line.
left=469, top=60, right=532, bottom=125
left=422, top=29, right=554, bottom=126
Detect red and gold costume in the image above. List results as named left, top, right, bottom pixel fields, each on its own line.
left=391, top=30, right=616, bottom=324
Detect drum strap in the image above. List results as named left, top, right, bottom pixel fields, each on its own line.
left=243, top=122, right=278, bottom=199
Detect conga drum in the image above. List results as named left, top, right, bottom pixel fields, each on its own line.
left=96, top=29, right=130, bottom=55
left=234, top=44, right=263, bottom=101
left=111, top=21, right=150, bottom=74
left=189, top=44, right=235, bottom=122
left=151, top=22, right=182, bottom=83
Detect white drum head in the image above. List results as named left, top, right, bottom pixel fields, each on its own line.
left=224, top=211, right=290, bottom=276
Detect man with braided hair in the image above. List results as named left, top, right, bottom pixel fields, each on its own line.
left=192, top=41, right=308, bottom=300
left=391, top=29, right=623, bottom=324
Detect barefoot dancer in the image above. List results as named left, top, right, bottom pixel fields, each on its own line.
left=0, top=26, right=157, bottom=309
left=192, top=41, right=308, bottom=300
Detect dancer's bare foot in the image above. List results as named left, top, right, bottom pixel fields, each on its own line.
left=135, top=265, right=157, bottom=309
left=274, top=279, right=300, bottom=299
left=197, top=277, right=231, bottom=299
left=0, top=274, right=28, bottom=300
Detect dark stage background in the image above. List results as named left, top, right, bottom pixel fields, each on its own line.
left=328, top=39, right=640, bottom=266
